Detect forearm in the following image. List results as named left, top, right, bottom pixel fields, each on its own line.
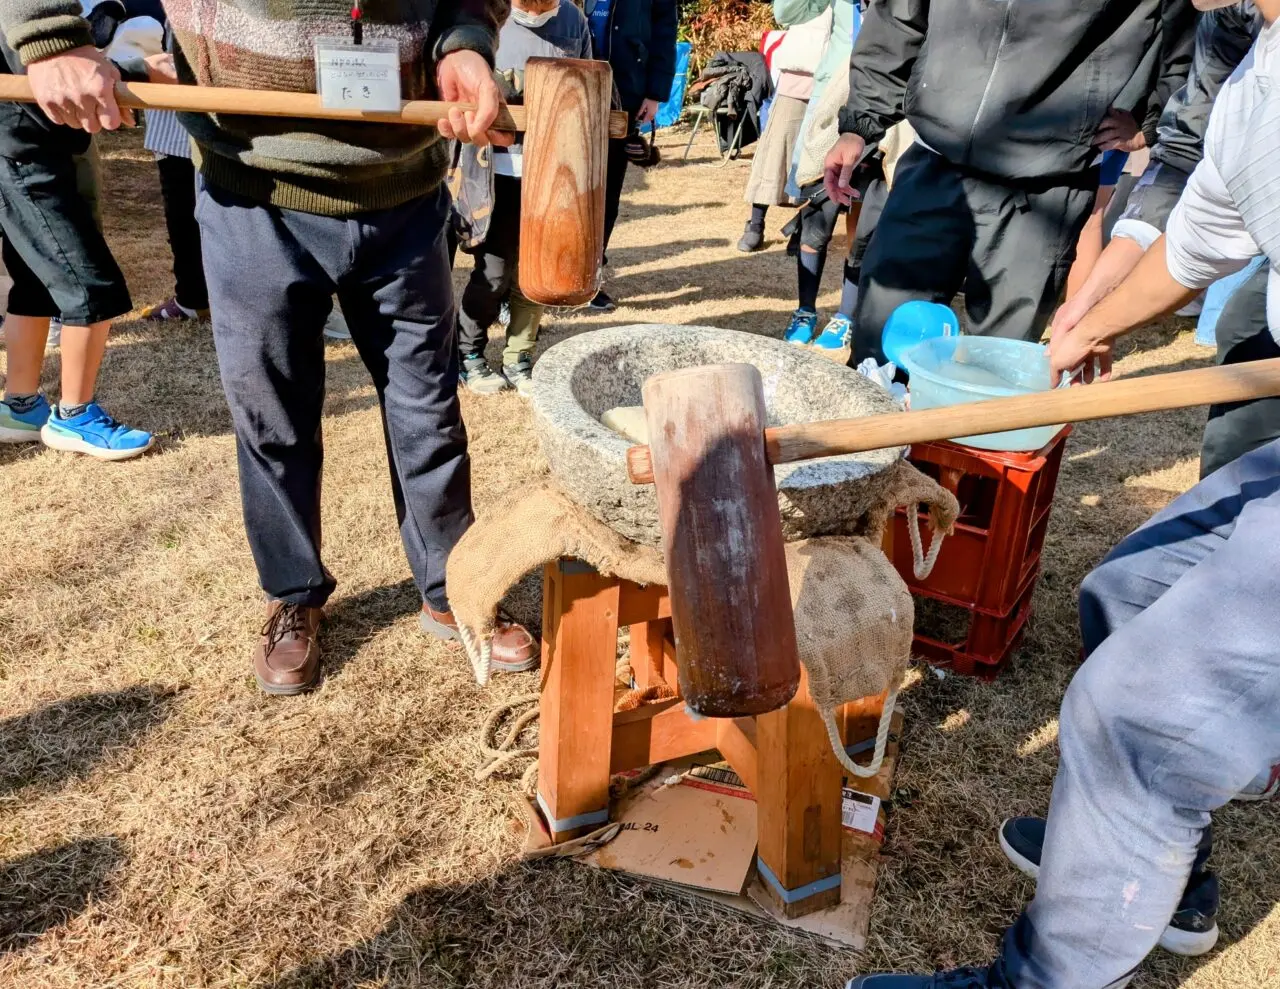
left=1077, top=236, right=1199, bottom=343
left=0, top=0, right=92, bottom=63
left=1071, top=236, right=1147, bottom=315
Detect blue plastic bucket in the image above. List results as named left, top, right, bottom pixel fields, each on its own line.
left=881, top=301, right=960, bottom=368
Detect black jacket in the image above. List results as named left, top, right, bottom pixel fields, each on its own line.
left=1151, top=2, right=1262, bottom=175
left=839, top=0, right=1190, bottom=182
left=586, top=0, right=679, bottom=111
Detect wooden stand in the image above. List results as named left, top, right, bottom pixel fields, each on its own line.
left=536, top=541, right=895, bottom=920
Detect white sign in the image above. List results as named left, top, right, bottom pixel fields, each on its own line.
left=314, top=37, right=401, bottom=112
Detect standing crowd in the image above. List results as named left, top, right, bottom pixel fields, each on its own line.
left=2, top=0, right=1280, bottom=985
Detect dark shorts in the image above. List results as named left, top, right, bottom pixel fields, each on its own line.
left=0, top=141, right=131, bottom=325
left=1115, top=159, right=1190, bottom=235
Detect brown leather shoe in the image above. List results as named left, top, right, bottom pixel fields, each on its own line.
left=254, top=601, right=323, bottom=695
left=420, top=604, right=539, bottom=674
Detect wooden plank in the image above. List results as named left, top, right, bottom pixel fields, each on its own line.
left=755, top=665, right=843, bottom=918
left=715, top=718, right=759, bottom=796
left=838, top=691, right=888, bottom=751
left=609, top=703, right=718, bottom=774
left=618, top=581, right=670, bottom=626
left=628, top=619, right=671, bottom=691
left=537, top=561, right=621, bottom=842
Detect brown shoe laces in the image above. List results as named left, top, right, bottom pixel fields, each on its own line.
left=261, top=603, right=309, bottom=658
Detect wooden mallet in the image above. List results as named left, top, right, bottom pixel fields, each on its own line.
left=629, top=357, right=1280, bottom=718
left=0, top=57, right=625, bottom=307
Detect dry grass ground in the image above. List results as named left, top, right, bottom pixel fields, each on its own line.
left=0, top=126, right=1277, bottom=989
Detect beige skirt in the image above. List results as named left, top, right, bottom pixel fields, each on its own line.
left=743, top=94, right=808, bottom=207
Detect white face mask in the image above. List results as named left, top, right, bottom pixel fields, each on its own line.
left=511, top=4, right=559, bottom=26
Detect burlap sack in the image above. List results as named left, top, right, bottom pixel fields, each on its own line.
left=446, top=464, right=959, bottom=773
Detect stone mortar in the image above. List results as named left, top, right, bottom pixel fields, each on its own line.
left=531, top=324, right=905, bottom=547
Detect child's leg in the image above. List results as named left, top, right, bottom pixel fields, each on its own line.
left=1, top=235, right=55, bottom=397
left=57, top=320, right=113, bottom=407
left=502, top=286, right=543, bottom=367
left=458, top=249, right=505, bottom=356
left=458, top=176, right=521, bottom=357
left=2, top=315, right=52, bottom=396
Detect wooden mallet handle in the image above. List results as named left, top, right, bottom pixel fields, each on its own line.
left=626, top=357, right=1280, bottom=484
left=0, top=75, right=630, bottom=137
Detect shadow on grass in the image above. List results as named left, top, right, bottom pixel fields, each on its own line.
left=0, top=837, right=125, bottom=954
left=0, top=685, right=178, bottom=797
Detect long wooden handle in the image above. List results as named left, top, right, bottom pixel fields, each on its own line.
left=626, top=357, right=1280, bottom=484
left=0, top=76, right=630, bottom=137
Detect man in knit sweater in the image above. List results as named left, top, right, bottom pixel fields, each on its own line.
left=0, top=0, right=539, bottom=693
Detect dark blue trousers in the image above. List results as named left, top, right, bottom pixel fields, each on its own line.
left=197, top=179, right=471, bottom=611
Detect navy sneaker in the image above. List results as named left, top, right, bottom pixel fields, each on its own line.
left=783, top=308, right=818, bottom=345
left=848, top=963, right=1011, bottom=988
left=40, top=402, right=153, bottom=461
left=999, top=817, right=1219, bottom=957
left=0, top=394, right=51, bottom=443
left=586, top=290, right=617, bottom=313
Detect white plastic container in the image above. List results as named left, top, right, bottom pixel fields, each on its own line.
left=899, top=336, right=1063, bottom=452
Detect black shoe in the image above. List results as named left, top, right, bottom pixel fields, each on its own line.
left=998, top=817, right=1219, bottom=957
left=737, top=222, right=764, bottom=252
left=587, top=289, right=617, bottom=313
left=847, top=963, right=1011, bottom=988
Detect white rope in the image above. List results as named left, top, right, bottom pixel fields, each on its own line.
left=906, top=502, right=946, bottom=579
left=823, top=688, right=898, bottom=779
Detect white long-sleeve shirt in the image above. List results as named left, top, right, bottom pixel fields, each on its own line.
left=1166, top=18, right=1280, bottom=342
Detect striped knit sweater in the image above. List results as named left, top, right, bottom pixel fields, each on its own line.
left=0, top=0, right=508, bottom=214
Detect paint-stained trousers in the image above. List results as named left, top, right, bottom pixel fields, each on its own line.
left=197, top=179, right=471, bottom=612
left=1000, top=437, right=1280, bottom=987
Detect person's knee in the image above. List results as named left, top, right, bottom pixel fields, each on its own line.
left=1077, top=564, right=1119, bottom=657
left=1058, top=647, right=1134, bottom=769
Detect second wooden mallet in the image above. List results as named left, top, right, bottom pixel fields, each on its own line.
left=0, top=57, right=625, bottom=307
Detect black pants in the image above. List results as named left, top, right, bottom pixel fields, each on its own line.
left=156, top=154, right=208, bottom=311
left=197, top=178, right=471, bottom=611
left=0, top=140, right=130, bottom=324
left=853, top=144, right=1095, bottom=362
left=1202, top=264, right=1280, bottom=479
left=602, top=134, right=628, bottom=260
left=848, top=174, right=888, bottom=278
left=458, top=174, right=518, bottom=355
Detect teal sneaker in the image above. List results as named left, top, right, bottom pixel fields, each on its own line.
left=813, top=313, right=853, bottom=352
left=0, top=394, right=51, bottom=443
left=41, top=402, right=154, bottom=461
left=783, top=308, right=818, bottom=345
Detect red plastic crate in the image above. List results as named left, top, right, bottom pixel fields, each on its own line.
left=910, top=578, right=1037, bottom=679
left=891, top=426, right=1071, bottom=676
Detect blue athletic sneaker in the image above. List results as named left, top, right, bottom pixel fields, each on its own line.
left=812, top=313, right=853, bottom=352
left=41, top=402, right=154, bottom=461
left=0, top=394, right=51, bottom=443
left=783, top=308, right=818, bottom=345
